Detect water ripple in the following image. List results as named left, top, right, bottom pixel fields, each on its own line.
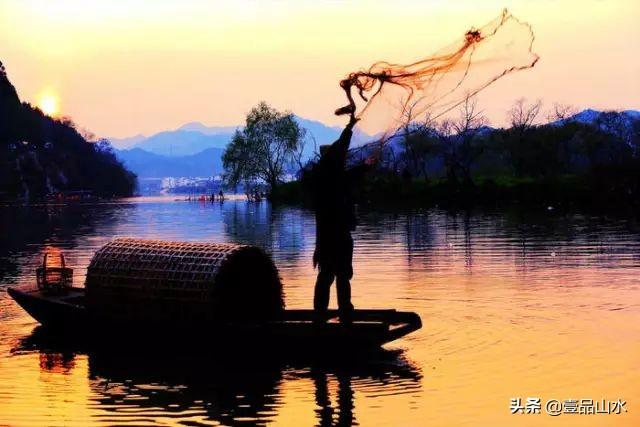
left=1, top=199, right=640, bottom=425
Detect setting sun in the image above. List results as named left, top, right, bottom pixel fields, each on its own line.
left=37, top=93, right=58, bottom=116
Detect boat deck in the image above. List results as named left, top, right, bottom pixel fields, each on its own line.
left=7, top=286, right=422, bottom=348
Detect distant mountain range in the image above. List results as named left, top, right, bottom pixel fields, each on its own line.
left=130, top=131, right=232, bottom=157
left=112, top=108, right=639, bottom=179
left=177, top=122, right=239, bottom=135
left=109, top=117, right=346, bottom=156
left=115, top=147, right=225, bottom=178
left=551, top=108, right=640, bottom=127
left=111, top=116, right=350, bottom=178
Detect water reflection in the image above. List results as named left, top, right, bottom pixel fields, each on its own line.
left=0, top=203, right=134, bottom=284
left=15, top=327, right=421, bottom=426
left=222, top=201, right=311, bottom=264
left=2, top=198, right=640, bottom=425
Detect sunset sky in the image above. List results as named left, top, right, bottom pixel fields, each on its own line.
left=1, top=0, right=638, bottom=138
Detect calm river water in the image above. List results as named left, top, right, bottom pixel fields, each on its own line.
left=1, top=197, right=639, bottom=426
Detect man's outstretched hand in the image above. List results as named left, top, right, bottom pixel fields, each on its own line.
left=336, top=76, right=359, bottom=131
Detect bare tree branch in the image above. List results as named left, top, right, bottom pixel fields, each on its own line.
left=507, top=98, right=542, bottom=131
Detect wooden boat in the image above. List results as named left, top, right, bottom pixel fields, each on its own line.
left=7, top=240, right=422, bottom=348
left=7, top=286, right=422, bottom=348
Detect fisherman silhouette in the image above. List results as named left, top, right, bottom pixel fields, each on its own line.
left=309, top=89, right=367, bottom=322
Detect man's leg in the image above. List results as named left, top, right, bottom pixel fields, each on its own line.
left=336, top=275, right=354, bottom=314
left=336, top=233, right=354, bottom=316
left=314, top=269, right=334, bottom=314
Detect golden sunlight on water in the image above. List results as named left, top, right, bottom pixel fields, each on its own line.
left=1, top=198, right=639, bottom=426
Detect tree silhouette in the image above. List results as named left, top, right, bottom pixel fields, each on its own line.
left=222, top=102, right=305, bottom=194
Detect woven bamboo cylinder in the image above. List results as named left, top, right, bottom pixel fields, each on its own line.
left=86, top=238, right=283, bottom=323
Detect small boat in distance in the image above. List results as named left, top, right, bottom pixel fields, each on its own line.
left=8, top=242, right=422, bottom=349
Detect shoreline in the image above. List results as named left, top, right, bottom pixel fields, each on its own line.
left=271, top=174, right=640, bottom=213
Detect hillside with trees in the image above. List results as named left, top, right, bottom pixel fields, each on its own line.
left=277, top=98, right=640, bottom=208
left=0, top=61, right=136, bottom=200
